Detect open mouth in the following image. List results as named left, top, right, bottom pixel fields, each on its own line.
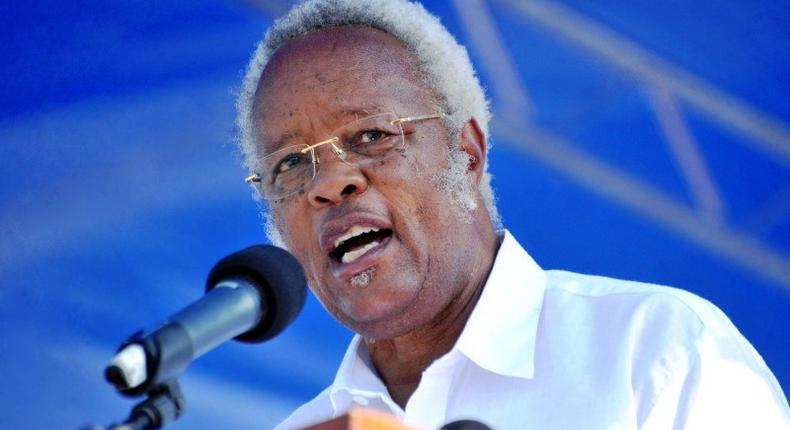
left=329, top=226, right=393, bottom=264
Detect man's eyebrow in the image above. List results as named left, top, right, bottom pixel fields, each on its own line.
left=265, top=106, right=386, bottom=152
left=267, top=131, right=303, bottom=153
left=329, top=107, right=383, bottom=122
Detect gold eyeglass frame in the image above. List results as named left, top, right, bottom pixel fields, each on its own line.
left=244, top=112, right=445, bottom=191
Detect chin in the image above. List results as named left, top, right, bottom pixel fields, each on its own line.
left=321, top=251, right=431, bottom=339
left=337, top=297, right=433, bottom=340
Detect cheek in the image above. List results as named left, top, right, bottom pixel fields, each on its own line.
left=408, top=156, right=453, bottom=218
left=306, top=281, right=331, bottom=308
left=270, top=203, right=314, bottom=260
left=270, top=202, right=333, bottom=291
left=374, top=159, right=427, bottom=217
left=269, top=196, right=301, bottom=231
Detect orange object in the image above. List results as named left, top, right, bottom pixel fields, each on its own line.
left=303, top=407, right=426, bottom=430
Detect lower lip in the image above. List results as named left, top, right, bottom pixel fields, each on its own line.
left=331, top=235, right=393, bottom=281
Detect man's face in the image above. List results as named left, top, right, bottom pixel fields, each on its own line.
left=253, top=27, right=482, bottom=339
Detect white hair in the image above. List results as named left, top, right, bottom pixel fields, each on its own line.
left=236, top=0, right=502, bottom=235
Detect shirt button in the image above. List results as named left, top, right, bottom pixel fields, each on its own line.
left=352, top=395, right=370, bottom=406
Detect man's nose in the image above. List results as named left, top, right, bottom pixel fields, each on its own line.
left=307, top=152, right=368, bottom=207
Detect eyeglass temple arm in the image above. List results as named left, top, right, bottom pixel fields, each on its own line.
left=390, top=112, right=444, bottom=126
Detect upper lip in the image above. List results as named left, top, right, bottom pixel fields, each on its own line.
left=319, top=212, right=393, bottom=255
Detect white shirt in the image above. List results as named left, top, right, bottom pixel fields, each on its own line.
left=275, top=231, right=790, bottom=429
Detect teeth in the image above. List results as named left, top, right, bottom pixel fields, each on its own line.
left=334, top=226, right=380, bottom=249
left=341, top=241, right=380, bottom=263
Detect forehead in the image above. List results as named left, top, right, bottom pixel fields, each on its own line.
left=253, top=26, right=435, bottom=147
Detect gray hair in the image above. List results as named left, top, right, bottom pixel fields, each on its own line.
left=236, top=0, right=501, bottom=231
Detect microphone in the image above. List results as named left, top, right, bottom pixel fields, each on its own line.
left=105, top=245, right=307, bottom=396
left=442, top=420, right=492, bottom=430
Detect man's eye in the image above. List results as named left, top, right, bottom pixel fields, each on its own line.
left=353, top=130, right=386, bottom=146
left=275, top=153, right=307, bottom=174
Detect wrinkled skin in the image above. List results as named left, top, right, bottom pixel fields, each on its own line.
left=252, top=26, right=499, bottom=406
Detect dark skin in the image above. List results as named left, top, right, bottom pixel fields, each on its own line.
left=253, top=26, right=499, bottom=407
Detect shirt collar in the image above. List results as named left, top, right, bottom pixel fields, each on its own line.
left=455, top=230, right=546, bottom=379
left=329, top=335, right=391, bottom=412
left=328, top=230, right=546, bottom=406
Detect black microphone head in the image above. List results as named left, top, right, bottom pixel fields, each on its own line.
left=442, top=420, right=492, bottom=430
left=206, top=245, right=307, bottom=343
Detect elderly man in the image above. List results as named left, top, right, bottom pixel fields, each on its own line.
left=235, top=0, right=789, bottom=429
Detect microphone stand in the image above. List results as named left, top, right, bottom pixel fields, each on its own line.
left=106, top=380, right=185, bottom=430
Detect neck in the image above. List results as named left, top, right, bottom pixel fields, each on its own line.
left=365, top=224, right=499, bottom=408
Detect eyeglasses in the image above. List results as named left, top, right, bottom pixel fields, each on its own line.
left=245, top=112, right=444, bottom=200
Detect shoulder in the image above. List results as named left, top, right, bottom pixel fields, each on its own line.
left=538, top=271, right=789, bottom=422
left=538, top=271, right=782, bottom=394
left=273, top=386, right=335, bottom=430
left=542, top=270, right=730, bottom=336
left=537, top=269, right=754, bottom=375
left=537, top=274, right=790, bottom=425
left=545, top=269, right=700, bottom=304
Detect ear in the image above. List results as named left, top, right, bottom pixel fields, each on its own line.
left=457, top=117, right=487, bottom=184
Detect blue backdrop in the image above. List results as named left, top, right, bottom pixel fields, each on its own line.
left=1, top=1, right=787, bottom=428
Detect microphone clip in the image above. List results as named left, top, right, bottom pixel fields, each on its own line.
left=108, top=379, right=186, bottom=430
left=105, top=322, right=194, bottom=397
